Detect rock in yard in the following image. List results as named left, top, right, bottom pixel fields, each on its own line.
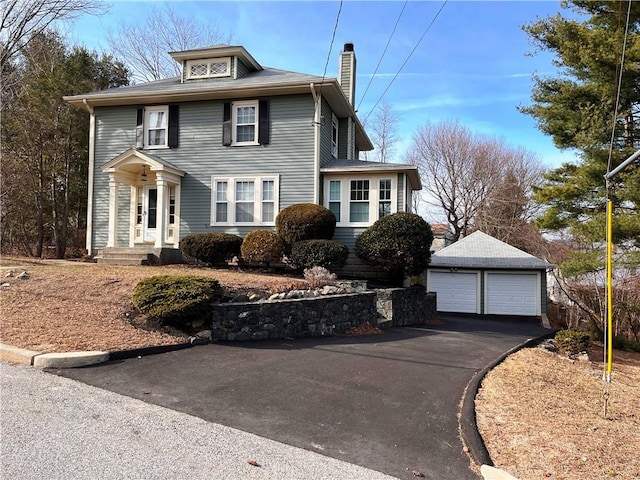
left=16, top=271, right=29, bottom=280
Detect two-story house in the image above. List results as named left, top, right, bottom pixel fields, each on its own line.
left=64, top=43, right=422, bottom=266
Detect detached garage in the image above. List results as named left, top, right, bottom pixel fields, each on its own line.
left=426, top=231, right=553, bottom=317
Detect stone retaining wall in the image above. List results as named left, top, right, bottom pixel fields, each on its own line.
left=376, top=286, right=437, bottom=326
left=210, top=286, right=438, bottom=341
left=211, top=292, right=377, bottom=341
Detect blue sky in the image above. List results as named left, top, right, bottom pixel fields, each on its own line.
left=67, top=0, right=579, bottom=169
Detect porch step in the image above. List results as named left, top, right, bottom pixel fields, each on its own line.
left=96, top=247, right=154, bottom=266
left=96, top=257, right=150, bottom=266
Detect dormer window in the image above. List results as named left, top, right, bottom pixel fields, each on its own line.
left=186, top=57, right=231, bottom=79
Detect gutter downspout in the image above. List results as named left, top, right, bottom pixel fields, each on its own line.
left=310, top=83, right=321, bottom=204
left=83, top=98, right=95, bottom=255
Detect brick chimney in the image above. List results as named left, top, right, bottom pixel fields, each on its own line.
left=338, top=43, right=356, bottom=106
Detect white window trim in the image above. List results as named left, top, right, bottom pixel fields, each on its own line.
left=324, top=176, right=397, bottom=227
left=144, top=105, right=168, bottom=149
left=331, top=113, right=339, bottom=158
left=378, top=178, right=393, bottom=219
left=211, top=175, right=279, bottom=226
left=232, top=100, right=259, bottom=146
left=185, top=57, right=231, bottom=80
left=327, top=179, right=342, bottom=223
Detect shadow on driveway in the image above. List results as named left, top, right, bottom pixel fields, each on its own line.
left=52, top=315, right=550, bottom=480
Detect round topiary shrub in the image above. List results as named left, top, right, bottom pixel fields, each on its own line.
left=355, top=212, right=433, bottom=280
left=240, top=230, right=284, bottom=265
left=275, top=203, right=336, bottom=252
left=132, top=275, right=224, bottom=327
left=180, top=232, right=243, bottom=265
left=290, top=239, right=349, bottom=272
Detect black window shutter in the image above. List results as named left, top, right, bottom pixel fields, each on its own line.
left=222, top=102, right=232, bottom=146
left=258, top=99, right=270, bottom=145
left=168, top=105, right=179, bottom=148
left=135, top=108, right=144, bottom=149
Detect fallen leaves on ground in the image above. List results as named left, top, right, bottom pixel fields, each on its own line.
left=345, top=322, right=383, bottom=336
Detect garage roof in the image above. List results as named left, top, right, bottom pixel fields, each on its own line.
left=429, top=231, right=554, bottom=270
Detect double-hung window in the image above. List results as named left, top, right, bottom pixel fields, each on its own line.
left=328, top=180, right=341, bottom=222
left=211, top=176, right=278, bottom=225
left=137, top=105, right=179, bottom=149
left=233, top=100, right=258, bottom=145
left=144, top=106, right=168, bottom=148
left=378, top=179, right=392, bottom=218
left=349, top=180, right=370, bottom=223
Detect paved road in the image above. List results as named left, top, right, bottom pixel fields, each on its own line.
left=0, top=362, right=398, bottom=480
left=53, top=316, right=549, bottom=480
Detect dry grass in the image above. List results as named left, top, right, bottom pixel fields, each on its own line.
left=0, top=257, right=305, bottom=353
left=476, top=347, right=640, bottom=480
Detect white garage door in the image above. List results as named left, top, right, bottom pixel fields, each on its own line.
left=429, top=271, right=478, bottom=313
left=487, top=273, right=538, bottom=316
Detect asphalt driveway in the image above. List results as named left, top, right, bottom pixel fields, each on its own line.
left=53, top=315, right=550, bottom=480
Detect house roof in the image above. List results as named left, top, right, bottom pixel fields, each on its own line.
left=63, top=49, right=373, bottom=151
left=320, top=159, right=422, bottom=190
left=429, top=231, right=553, bottom=270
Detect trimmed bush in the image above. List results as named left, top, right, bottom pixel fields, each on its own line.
left=180, top=232, right=243, bottom=265
left=552, top=330, right=590, bottom=354
left=275, top=203, right=336, bottom=252
left=290, top=239, right=349, bottom=272
left=132, top=275, right=224, bottom=326
left=241, top=230, right=284, bottom=265
left=355, top=212, right=433, bottom=279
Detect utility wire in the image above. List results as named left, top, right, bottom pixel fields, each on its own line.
left=363, top=0, right=448, bottom=124
left=606, top=0, right=632, bottom=176
left=356, top=0, right=408, bottom=112
left=319, top=0, right=344, bottom=94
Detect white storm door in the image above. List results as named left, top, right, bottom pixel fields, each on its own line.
left=143, top=186, right=157, bottom=242
left=429, top=271, right=479, bottom=314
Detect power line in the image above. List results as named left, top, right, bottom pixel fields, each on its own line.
left=320, top=0, right=344, bottom=92
left=363, top=0, right=448, bottom=124
left=356, top=0, right=408, bottom=112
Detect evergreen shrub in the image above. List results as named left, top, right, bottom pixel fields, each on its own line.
left=275, top=203, right=336, bottom=252
left=132, top=275, right=224, bottom=326
left=240, top=230, right=284, bottom=265
left=355, top=212, right=433, bottom=279
left=552, top=330, right=590, bottom=354
left=180, top=232, right=243, bottom=265
left=290, top=239, right=349, bottom=272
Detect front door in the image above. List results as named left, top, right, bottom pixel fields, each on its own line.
left=143, top=186, right=157, bottom=242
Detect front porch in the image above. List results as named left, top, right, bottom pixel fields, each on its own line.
left=100, top=149, right=185, bottom=253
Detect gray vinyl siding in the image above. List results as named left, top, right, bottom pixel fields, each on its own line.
left=333, top=226, right=366, bottom=251
left=339, top=53, right=353, bottom=101
left=319, top=98, right=334, bottom=166
left=93, top=106, right=138, bottom=248
left=338, top=118, right=348, bottom=159
left=91, top=94, right=316, bottom=248
left=235, top=58, right=250, bottom=78
left=397, top=173, right=407, bottom=212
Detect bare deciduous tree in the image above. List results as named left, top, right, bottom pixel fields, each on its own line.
left=366, top=100, right=399, bottom=163
left=407, top=119, right=543, bottom=244
left=0, top=0, right=106, bottom=102
left=108, top=3, right=230, bottom=82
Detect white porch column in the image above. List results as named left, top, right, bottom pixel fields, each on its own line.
left=154, top=176, right=167, bottom=248
left=107, top=176, right=119, bottom=247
